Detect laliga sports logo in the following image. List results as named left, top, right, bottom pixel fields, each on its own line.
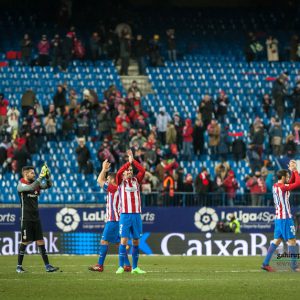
left=194, top=207, right=219, bottom=232
left=56, top=208, right=80, bottom=232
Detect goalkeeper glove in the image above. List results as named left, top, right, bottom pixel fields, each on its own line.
left=39, top=165, right=48, bottom=179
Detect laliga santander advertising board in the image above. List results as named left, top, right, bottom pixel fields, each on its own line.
left=0, top=206, right=299, bottom=255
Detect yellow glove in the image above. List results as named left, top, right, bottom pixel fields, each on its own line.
left=39, top=165, right=48, bottom=178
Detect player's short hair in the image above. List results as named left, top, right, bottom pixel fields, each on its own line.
left=107, top=172, right=116, bottom=180
left=22, top=166, right=35, bottom=173
left=277, top=169, right=289, bottom=180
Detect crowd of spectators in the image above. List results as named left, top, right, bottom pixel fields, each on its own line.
left=1, top=68, right=300, bottom=206
left=245, top=32, right=300, bottom=63
left=19, top=25, right=175, bottom=74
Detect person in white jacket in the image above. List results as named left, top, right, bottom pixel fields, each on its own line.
left=156, top=107, right=171, bottom=145
left=7, top=107, right=20, bottom=131
left=266, top=36, right=279, bottom=62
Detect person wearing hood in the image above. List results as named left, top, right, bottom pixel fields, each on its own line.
left=182, top=119, right=193, bottom=161
left=223, top=170, right=239, bottom=206
left=156, top=107, right=171, bottom=146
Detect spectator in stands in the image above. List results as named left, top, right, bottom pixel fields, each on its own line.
left=156, top=107, right=171, bottom=146
left=250, top=117, right=265, bottom=156
left=173, top=112, right=184, bottom=150
left=218, top=126, right=230, bottom=160
left=266, top=36, right=279, bottom=62
left=129, top=101, right=148, bottom=123
left=77, top=107, right=90, bottom=139
left=53, top=84, right=67, bottom=115
left=284, top=134, right=297, bottom=157
left=69, top=88, right=78, bottom=112
left=246, top=171, right=266, bottom=206
left=182, top=173, right=193, bottom=192
left=269, top=118, right=283, bottom=156
left=44, top=104, right=57, bottom=140
left=166, top=121, right=177, bottom=145
left=106, top=29, right=119, bottom=64
left=37, top=35, right=50, bottom=66
left=272, top=74, right=288, bottom=119
left=62, top=106, right=75, bottom=139
left=292, top=83, right=300, bottom=120
left=76, top=137, right=90, bottom=173
left=13, top=142, right=30, bottom=174
left=293, top=123, right=300, bottom=152
left=215, top=161, right=230, bottom=181
left=130, top=129, right=147, bottom=149
left=90, top=32, right=101, bottom=62
left=97, top=102, right=110, bottom=140
left=51, top=34, right=62, bottom=69
left=20, top=34, right=32, bottom=66
left=61, top=32, right=74, bottom=71
left=32, top=118, right=45, bottom=150
left=21, top=89, right=36, bottom=117
left=223, top=170, right=239, bottom=206
left=0, top=94, right=9, bottom=126
left=149, top=34, right=164, bottom=67
left=216, top=91, right=229, bottom=124
left=120, top=33, right=131, bottom=75
left=166, top=29, right=176, bottom=62
left=262, top=93, right=272, bottom=118
left=128, top=81, right=142, bottom=98
left=115, top=104, right=130, bottom=149
left=193, top=118, right=205, bottom=157
left=207, top=119, right=221, bottom=157
left=7, top=107, right=20, bottom=133
left=194, top=167, right=211, bottom=203
left=290, top=35, right=299, bottom=61
left=199, top=95, right=214, bottom=128
left=135, top=35, right=147, bottom=75
left=182, top=118, right=193, bottom=161
left=232, top=137, right=246, bottom=161
left=247, top=143, right=263, bottom=173
left=245, top=32, right=263, bottom=62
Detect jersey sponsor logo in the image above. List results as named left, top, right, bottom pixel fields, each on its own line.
left=27, top=194, right=38, bottom=198
left=125, top=186, right=138, bottom=192
left=194, top=207, right=219, bottom=232
left=56, top=208, right=80, bottom=232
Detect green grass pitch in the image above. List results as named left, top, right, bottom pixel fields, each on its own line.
left=0, top=255, right=299, bottom=300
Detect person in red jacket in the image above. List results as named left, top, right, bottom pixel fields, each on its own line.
left=223, top=170, right=239, bottom=206
left=0, top=93, right=9, bottom=126
left=246, top=171, right=266, bottom=206
left=182, top=119, right=193, bottom=161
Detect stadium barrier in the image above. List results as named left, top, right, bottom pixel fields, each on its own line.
left=2, top=192, right=300, bottom=207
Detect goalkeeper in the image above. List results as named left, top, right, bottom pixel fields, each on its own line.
left=16, top=164, right=59, bottom=273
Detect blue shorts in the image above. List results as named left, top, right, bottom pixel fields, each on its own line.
left=274, top=218, right=296, bottom=241
left=101, top=221, right=120, bottom=244
left=119, top=213, right=143, bottom=239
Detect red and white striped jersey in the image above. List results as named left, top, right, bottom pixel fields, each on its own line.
left=118, top=177, right=142, bottom=213
left=272, top=171, right=300, bottom=219
left=116, top=160, right=146, bottom=214
left=103, top=182, right=120, bottom=221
